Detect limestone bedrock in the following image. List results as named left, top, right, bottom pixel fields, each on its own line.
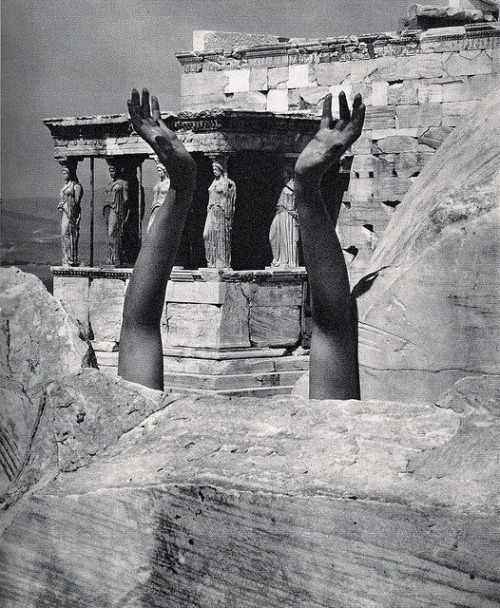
left=0, top=267, right=499, bottom=606
left=1, top=368, right=499, bottom=607
left=357, top=90, right=500, bottom=402
left=0, top=267, right=97, bottom=498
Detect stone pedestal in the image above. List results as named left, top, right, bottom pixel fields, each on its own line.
left=51, top=266, right=310, bottom=397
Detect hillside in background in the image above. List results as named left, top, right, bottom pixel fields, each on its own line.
left=1, top=190, right=153, bottom=291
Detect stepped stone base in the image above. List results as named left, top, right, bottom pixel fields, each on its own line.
left=93, top=343, right=309, bottom=397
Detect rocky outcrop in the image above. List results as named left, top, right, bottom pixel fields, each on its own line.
left=0, top=267, right=95, bottom=392
left=357, top=91, right=500, bottom=402
left=1, top=370, right=499, bottom=607
left=0, top=267, right=96, bottom=497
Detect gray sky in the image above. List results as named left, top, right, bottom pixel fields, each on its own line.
left=1, top=0, right=405, bottom=200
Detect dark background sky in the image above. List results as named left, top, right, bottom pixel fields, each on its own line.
left=2, top=0, right=406, bottom=201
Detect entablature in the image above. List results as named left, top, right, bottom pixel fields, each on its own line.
left=43, top=110, right=319, bottom=159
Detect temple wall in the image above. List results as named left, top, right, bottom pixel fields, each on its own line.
left=179, top=24, right=500, bottom=282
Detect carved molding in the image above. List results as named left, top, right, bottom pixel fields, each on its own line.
left=44, top=111, right=319, bottom=159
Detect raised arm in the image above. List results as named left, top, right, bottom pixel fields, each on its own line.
left=295, top=92, right=365, bottom=400
left=117, top=89, right=196, bottom=390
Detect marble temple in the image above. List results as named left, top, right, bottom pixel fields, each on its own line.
left=44, top=1, right=500, bottom=396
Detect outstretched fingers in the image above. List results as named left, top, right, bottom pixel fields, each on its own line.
left=337, top=91, right=351, bottom=129
left=128, top=88, right=141, bottom=119
left=151, top=96, right=161, bottom=122
left=141, top=88, right=151, bottom=118
left=350, top=93, right=366, bottom=137
left=320, top=93, right=333, bottom=130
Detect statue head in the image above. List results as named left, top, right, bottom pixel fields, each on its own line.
left=61, top=166, right=72, bottom=182
left=212, top=161, right=226, bottom=178
left=157, top=164, right=167, bottom=178
left=108, top=164, right=120, bottom=180
left=59, top=158, right=78, bottom=182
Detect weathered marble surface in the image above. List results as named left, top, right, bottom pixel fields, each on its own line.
left=357, top=91, right=500, bottom=402
left=0, top=267, right=97, bottom=500
left=1, top=370, right=499, bottom=607
left=0, top=267, right=94, bottom=392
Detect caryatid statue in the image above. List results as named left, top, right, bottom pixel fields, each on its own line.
left=103, top=160, right=130, bottom=266
left=58, top=160, right=83, bottom=267
left=147, top=162, right=170, bottom=232
left=203, top=155, right=236, bottom=268
left=269, top=161, right=299, bottom=268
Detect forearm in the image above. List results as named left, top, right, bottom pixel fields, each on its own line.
left=121, top=186, right=194, bottom=327
left=295, top=176, right=352, bottom=330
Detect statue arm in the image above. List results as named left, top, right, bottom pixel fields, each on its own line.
left=294, top=92, right=365, bottom=400
left=75, top=182, right=83, bottom=205
left=118, top=90, right=196, bottom=390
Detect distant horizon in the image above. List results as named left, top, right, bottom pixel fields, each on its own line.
left=2, top=0, right=405, bottom=204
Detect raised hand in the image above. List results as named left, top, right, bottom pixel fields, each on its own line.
left=128, top=88, right=196, bottom=191
left=295, top=92, right=365, bottom=184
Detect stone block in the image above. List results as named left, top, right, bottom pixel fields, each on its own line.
left=289, top=86, right=329, bottom=111
left=164, top=302, right=249, bottom=349
left=350, top=58, right=381, bottom=84
left=288, top=64, right=313, bottom=89
left=348, top=178, right=374, bottom=202
left=53, top=276, right=91, bottom=335
left=394, top=153, right=422, bottom=179
left=164, top=283, right=251, bottom=350
left=266, top=88, right=288, bottom=112
left=364, top=106, right=396, bottom=130
left=224, top=91, right=267, bottom=110
left=249, top=67, right=268, bottom=91
left=166, top=281, right=226, bottom=304
left=88, top=278, right=126, bottom=342
left=396, top=103, right=442, bottom=129
left=465, top=74, right=500, bottom=100
left=487, top=46, right=500, bottom=71
left=444, top=49, right=493, bottom=76
left=442, top=100, right=480, bottom=126
left=268, top=66, right=289, bottom=89
left=181, top=71, right=229, bottom=98
left=371, top=128, right=422, bottom=140
left=371, top=81, right=389, bottom=106
left=312, top=61, right=352, bottom=86
left=441, top=78, right=468, bottom=101
left=419, top=126, right=454, bottom=149
left=373, top=177, right=413, bottom=201
left=224, top=69, right=250, bottom=93
left=418, top=82, right=443, bottom=103
left=373, top=135, right=419, bottom=154
left=181, top=92, right=229, bottom=111
left=250, top=306, right=301, bottom=347
left=351, top=131, right=374, bottom=154
left=249, top=283, right=303, bottom=306
left=387, top=80, right=419, bottom=105
left=368, top=54, right=446, bottom=82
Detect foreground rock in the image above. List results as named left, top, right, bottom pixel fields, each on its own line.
left=1, top=370, right=498, bottom=607
left=0, top=267, right=96, bottom=497
left=357, top=91, right=500, bottom=402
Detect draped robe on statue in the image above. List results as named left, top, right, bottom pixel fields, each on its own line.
left=269, top=179, right=299, bottom=268
left=103, top=179, right=129, bottom=266
left=203, top=176, right=236, bottom=268
left=58, top=180, right=83, bottom=267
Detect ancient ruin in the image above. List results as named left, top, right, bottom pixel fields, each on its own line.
left=43, top=0, right=500, bottom=398
left=1, top=2, right=500, bottom=606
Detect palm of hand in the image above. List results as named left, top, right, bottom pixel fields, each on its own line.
left=128, top=89, right=196, bottom=189
left=128, top=89, right=172, bottom=148
left=295, top=92, right=365, bottom=180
